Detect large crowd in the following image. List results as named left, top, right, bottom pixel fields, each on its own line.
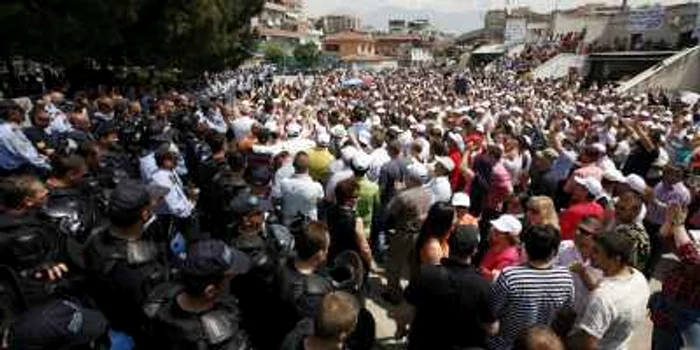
left=0, top=58, right=699, bottom=350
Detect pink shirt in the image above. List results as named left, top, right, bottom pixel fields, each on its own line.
left=487, top=163, right=513, bottom=211
left=480, top=245, right=521, bottom=281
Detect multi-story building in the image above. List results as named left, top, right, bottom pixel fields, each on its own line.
left=553, top=2, right=699, bottom=50
left=317, top=15, right=361, bottom=35
left=323, top=30, right=433, bottom=68
left=253, top=0, right=322, bottom=53
left=389, top=19, right=408, bottom=34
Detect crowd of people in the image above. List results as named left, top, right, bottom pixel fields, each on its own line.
left=0, top=57, right=699, bottom=350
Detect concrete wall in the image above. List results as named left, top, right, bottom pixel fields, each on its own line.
left=350, top=60, right=399, bottom=71
left=553, top=13, right=611, bottom=43
left=619, top=45, right=700, bottom=94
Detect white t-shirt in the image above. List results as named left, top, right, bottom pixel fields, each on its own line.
left=575, top=269, right=650, bottom=350
left=555, top=241, right=603, bottom=314
left=427, top=176, right=452, bottom=204
left=277, top=174, right=324, bottom=226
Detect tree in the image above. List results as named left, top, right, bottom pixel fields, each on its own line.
left=294, top=42, right=321, bottom=68
left=0, top=0, right=265, bottom=77
left=263, top=42, right=286, bottom=65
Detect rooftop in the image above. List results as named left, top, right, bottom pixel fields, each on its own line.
left=324, top=30, right=374, bottom=42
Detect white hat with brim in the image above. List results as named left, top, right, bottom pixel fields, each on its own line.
left=574, top=176, right=603, bottom=198
left=451, top=192, right=471, bottom=208
left=625, top=174, right=647, bottom=194
left=435, top=156, right=455, bottom=172
left=490, top=215, right=522, bottom=235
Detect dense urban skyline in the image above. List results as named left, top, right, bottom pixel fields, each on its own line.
left=305, top=0, right=694, bottom=33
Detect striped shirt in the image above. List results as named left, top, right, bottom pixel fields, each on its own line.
left=489, top=265, right=575, bottom=350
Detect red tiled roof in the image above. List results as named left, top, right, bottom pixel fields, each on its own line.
left=324, top=30, right=373, bottom=43
left=376, top=34, right=422, bottom=42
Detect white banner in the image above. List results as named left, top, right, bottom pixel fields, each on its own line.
left=628, top=5, right=665, bottom=31
left=505, top=18, right=527, bottom=44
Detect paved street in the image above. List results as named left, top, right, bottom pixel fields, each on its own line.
left=363, top=263, right=674, bottom=350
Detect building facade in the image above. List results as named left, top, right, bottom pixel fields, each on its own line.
left=253, top=0, right=321, bottom=53
left=317, top=15, right=361, bottom=35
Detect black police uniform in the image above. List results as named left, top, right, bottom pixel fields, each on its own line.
left=83, top=227, right=168, bottom=341
left=43, top=185, right=102, bottom=244
left=144, top=283, right=253, bottom=350
left=0, top=210, right=66, bottom=318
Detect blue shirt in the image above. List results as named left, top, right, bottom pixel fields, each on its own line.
left=0, top=121, right=51, bottom=171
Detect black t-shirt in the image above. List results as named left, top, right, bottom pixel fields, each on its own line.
left=622, top=141, right=659, bottom=178
left=404, top=259, right=495, bottom=350
left=326, top=205, right=362, bottom=266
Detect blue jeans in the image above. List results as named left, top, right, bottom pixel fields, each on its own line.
left=650, top=293, right=700, bottom=350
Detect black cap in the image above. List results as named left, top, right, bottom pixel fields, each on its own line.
left=9, top=299, right=108, bottom=350
left=229, top=190, right=262, bottom=216
left=109, top=180, right=169, bottom=213
left=449, top=225, right=480, bottom=257
left=246, top=166, right=272, bottom=187
left=94, top=120, right=119, bottom=138
left=184, top=240, right=251, bottom=277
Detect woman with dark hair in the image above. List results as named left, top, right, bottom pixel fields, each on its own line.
left=414, top=201, right=455, bottom=266
left=327, top=178, right=374, bottom=271
left=469, top=151, right=496, bottom=218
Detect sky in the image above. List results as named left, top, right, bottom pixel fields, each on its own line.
left=304, top=0, right=693, bottom=33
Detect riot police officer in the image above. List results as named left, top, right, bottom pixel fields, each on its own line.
left=43, top=155, right=101, bottom=244
left=0, top=176, right=69, bottom=322
left=3, top=298, right=110, bottom=350
left=144, top=239, right=253, bottom=350
left=82, top=180, right=170, bottom=345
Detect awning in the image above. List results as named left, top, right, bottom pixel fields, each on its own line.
left=472, top=44, right=506, bottom=55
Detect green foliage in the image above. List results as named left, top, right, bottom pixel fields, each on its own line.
left=0, top=0, right=264, bottom=75
left=293, top=42, right=320, bottom=68
left=263, top=42, right=286, bottom=64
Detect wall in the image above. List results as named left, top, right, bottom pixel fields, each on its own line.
left=553, top=12, right=611, bottom=43
left=350, top=60, right=399, bottom=71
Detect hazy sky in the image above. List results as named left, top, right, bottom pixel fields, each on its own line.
left=304, top=0, right=693, bottom=33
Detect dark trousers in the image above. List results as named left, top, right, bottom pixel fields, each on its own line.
left=643, top=220, right=662, bottom=279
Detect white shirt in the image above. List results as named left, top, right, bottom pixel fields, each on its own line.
left=231, top=115, right=255, bottom=141
left=271, top=163, right=295, bottom=198
left=427, top=176, right=452, bottom=203
left=281, top=137, right=315, bottom=157
left=575, top=269, right=650, bottom=350
left=276, top=173, right=324, bottom=226
left=150, top=169, right=195, bottom=218
left=368, top=147, right=390, bottom=183
left=325, top=169, right=353, bottom=203
left=555, top=241, right=603, bottom=313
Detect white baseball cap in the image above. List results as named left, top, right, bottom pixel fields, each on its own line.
left=340, top=146, right=358, bottom=163
left=451, top=192, right=471, bottom=208
left=406, top=163, right=429, bottom=183
left=625, top=174, right=647, bottom=194
left=316, top=133, right=331, bottom=146
left=286, top=122, right=302, bottom=136
left=351, top=152, right=371, bottom=171
left=435, top=156, right=455, bottom=172
left=574, top=176, right=603, bottom=197
left=490, top=214, right=522, bottom=235
left=603, top=168, right=626, bottom=183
